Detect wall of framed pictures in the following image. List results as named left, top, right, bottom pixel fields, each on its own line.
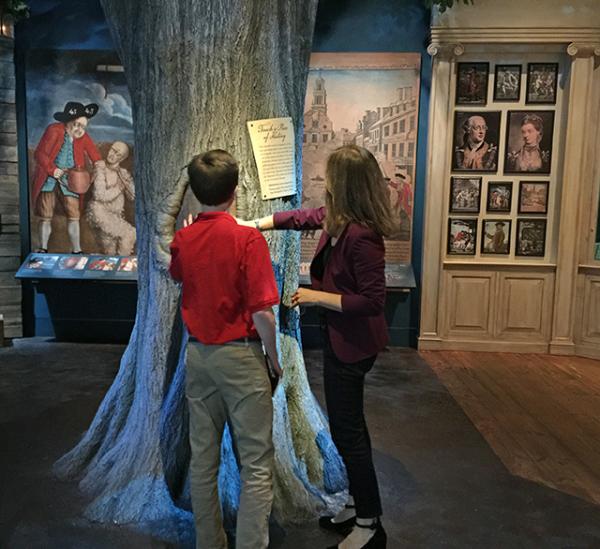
left=445, top=54, right=564, bottom=262
left=419, top=0, right=600, bottom=358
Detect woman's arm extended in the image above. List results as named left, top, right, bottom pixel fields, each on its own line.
left=239, top=207, right=326, bottom=232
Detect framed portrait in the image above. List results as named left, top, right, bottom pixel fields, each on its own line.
left=516, top=219, right=547, bottom=257
left=526, top=63, right=558, bottom=104
left=447, top=218, right=478, bottom=255
left=494, top=64, right=521, bottom=102
left=449, top=177, right=481, bottom=213
left=452, top=111, right=501, bottom=173
left=504, top=110, right=555, bottom=175
left=518, top=181, right=549, bottom=214
left=456, top=62, right=489, bottom=105
left=481, top=219, right=511, bottom=254
left=486, top=182, right=513, bottom=213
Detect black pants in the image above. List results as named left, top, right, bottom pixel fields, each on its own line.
left=323, top=336, right=383, bottom=518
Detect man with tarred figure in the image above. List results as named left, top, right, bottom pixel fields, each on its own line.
left=32, top=101, right=102, bottom=253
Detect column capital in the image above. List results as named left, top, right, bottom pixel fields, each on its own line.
left=566, top=42, right=600, bottom=58
left=427, top=42, right=465, bottom=60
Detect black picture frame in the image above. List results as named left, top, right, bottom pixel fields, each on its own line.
left=504, top=110, right=555, bottom=175
left=456, top=62, right=489, bottom=105
left=452, top=110, right=501, bottom=173
left=526, top=63, right=558, bottom=105
left=518, top=181, right=549, bottom=214
left=516, top=219, right=547, bottom=257
left=447, top=218, right=478, bottom=256
left=486, top=181, right=513, bottom=213
left=481, top=219, right=511, bottom=255
left=449, top=176, right=482, bottom=213
left=494, top=64, right=521, bottom=102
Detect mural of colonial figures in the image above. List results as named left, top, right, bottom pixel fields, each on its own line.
left=26, top=50, right=135, bottom=256
left=301, top=53, right=421, bottom=273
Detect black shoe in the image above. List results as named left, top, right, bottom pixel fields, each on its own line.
left=326, top=518, right=387, bottom=549
left=34, top=248, right=48, bottom=253
left=318, top=514, right=355, bottom=536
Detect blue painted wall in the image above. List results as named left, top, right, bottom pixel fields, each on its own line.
left=16, top=0, right=431, bottom=346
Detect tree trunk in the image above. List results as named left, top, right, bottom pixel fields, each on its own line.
left=54, top=0, right=347, bottom=539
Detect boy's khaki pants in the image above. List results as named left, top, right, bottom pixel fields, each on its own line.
left=186, top=339, right=274, bottom=549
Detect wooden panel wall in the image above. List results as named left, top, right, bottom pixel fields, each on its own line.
left=438, top=265, right=554, bottom=352
left=0, top=37, right=22, bottom=340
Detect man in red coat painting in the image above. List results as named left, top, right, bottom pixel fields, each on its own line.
left=32, top=101, right=102, bottom=253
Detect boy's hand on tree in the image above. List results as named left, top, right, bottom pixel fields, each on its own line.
left=268, top=355, right=283, bottom=377
left=183, top=213, right=194, bottom=228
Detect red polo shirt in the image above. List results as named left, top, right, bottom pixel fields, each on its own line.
left=169, top=211, right=279, bottom=344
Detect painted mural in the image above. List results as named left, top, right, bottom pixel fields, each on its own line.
left=301, top=52, right=421, bottom=277
left=26, top=50, right=135, bottom=257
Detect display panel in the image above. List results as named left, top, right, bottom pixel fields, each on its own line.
left=24, top=50, right=136, bottom=279
left=301, top=52, right=421, bottom=287
left=16, top=253, right=137, bottom=281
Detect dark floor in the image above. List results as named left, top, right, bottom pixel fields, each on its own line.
left=1, top=339, right=600, bottom=548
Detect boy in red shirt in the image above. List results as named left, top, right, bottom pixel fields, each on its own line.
left=169, top=150, right=280, bottom=549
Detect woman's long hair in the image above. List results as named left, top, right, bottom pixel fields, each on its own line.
left=324, top=145, right=397, bottom=238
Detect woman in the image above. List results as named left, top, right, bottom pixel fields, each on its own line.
left=243, top=145, right=394, bottom=549
left=507, top=113, right=549, bottom=172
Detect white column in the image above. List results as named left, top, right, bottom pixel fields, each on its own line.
left=418, top=42, right=464, bottom=348
left=550, top=43, right=600, bottom=354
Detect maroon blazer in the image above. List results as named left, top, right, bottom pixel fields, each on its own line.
left=273, top=207, right=388, bottom=363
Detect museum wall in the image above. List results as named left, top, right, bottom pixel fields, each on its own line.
left=0, top=30, right=22, bottom=341
left=418, top=0, right=600, bottom=358
left=13, top=0, right=431, bottom=346
left=303, top=0, right=431, bottom=347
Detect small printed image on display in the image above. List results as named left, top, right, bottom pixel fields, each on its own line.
left=452, top=111, right=501, bottom=172
left=518, top=181, right=549, bottom=214
left=449, top=177, right=481, bottom=213
left=88, top=256, right=119, bottom=271
left=487, top=182, right=512, bottom=213
left=448, top=218, right=478, bottom=255
left=526, top=63, right=558, bottom=104
left=505, top=110, right=554, bottom=174
left=482, top=219, right=511, bottom=254
left=25, top=254, right=59, bottom=270
left=57, top=255, right=89, bottom=270
left=494, top=65, right=521, bottom=101
left=516, top=219, right=546, bottom=257
left=456, top=63, right=489, bottom=105
left=117, top=256, right=138, bottom=272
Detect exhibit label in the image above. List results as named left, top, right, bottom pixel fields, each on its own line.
left=247, top=117, right=296, bottom=199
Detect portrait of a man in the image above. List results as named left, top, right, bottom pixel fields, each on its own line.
left=452, top=111, right=501, bottom=172
left=456, top=62, right=489, bottom=105
left=505, top=111, right=554, bottom=174
left=482, top=220, right=511, bottom=254
left=31, top=101, right=102, bottom=254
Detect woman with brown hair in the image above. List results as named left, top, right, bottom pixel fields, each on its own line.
left=242, top=144, right=395, bottom=549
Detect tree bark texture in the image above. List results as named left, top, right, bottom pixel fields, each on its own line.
left=54, top=0, right=347, bottom=539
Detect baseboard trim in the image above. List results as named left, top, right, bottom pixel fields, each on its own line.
left=418, top=338, right=549, bottom=353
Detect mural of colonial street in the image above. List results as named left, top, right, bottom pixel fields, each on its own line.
left=301, top=52, right=421, bottom=273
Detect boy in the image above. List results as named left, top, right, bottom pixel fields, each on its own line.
left=169, top=149, right=280, bottom=549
